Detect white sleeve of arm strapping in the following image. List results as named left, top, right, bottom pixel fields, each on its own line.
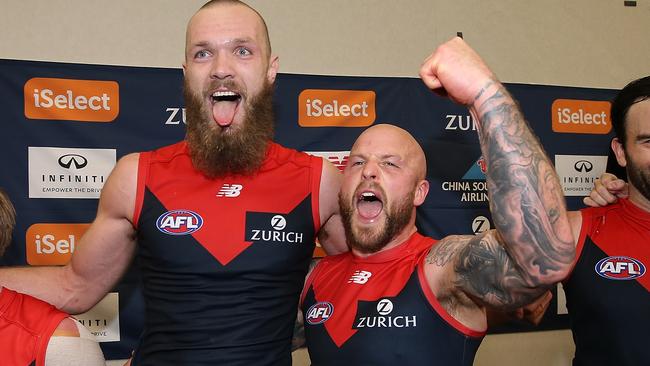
left=45, top=319, right=106, bottom=366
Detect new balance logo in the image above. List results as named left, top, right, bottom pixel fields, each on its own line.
left=217, top=184, right=243, bottom=197
left=348, top=270, right=372, bottom=284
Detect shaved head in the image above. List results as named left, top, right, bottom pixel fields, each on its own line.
left=188, top=0, right=272, bottom=58
left=352, top=124, right=428, bottom=181
left=340, top=124, right=430, bottom=254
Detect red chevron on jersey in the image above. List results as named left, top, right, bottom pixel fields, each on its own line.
left=303, top=233, right=436, bottom=347
left=577, top=198, right=650, bottom=292
left=137, top=141, right=320, bottom=265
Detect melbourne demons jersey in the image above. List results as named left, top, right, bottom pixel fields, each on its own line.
left=132, top=141, right=322, bottom=366
left=563, top=198, right=650, bottom=366
left=301, top=232, right=484, bottom=366
left=0, top=288, right=68, bottom=366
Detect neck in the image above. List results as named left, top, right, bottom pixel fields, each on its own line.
left=351, top=225, right=418, bottom=258
left=627, top=186, right=650, bottom=213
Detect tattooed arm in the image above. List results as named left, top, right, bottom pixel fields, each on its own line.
left=419, top=38, right=574, bottom=318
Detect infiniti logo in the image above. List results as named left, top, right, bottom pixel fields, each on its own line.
left=573, top=160, right=593, bottom=173
left=58, top=154, right=88, bottom=169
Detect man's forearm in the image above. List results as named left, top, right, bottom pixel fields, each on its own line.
left=0, top=265, right=87, bottom=313
left=472, top=81, right=574, bottom=286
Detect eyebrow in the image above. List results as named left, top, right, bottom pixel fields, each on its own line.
left=349, top=153, right=402, bottom=160
left=190, top=37, right=256, bottom=49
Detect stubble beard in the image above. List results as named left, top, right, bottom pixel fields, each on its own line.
left=339, top=185, right=414, bottom=254
left=184, top=79, right=275, bottom=178
left=625, top=152, right=650, bottom=202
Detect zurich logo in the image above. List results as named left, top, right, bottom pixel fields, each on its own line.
left=595, top=256, right=646, bottom=280
left=156, top=210, right=203, bottom=235
left=306, top=302, right=334, bottom=325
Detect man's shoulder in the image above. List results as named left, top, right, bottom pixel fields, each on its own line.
left=267, top=142, right=321, bottom=169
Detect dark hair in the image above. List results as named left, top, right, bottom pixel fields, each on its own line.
left=0, top=188, right=16, bottom=257
left=611, top=76, right=650, bottom=145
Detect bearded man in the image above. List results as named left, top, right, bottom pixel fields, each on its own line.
left=297, top=38, right=576, bottom=365
left=0, top=1, right=346, bottom=365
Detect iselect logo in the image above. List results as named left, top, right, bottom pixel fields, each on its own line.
left=24, top=77, right=119, bottom=122
left=551, top=99, right=611, bottom=134
left=299, top=89, right=375, bottom=127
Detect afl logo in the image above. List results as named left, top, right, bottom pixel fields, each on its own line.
left=595, top=256, right=646, bottom=280
left=156, top=210, right=203, bottom=235
left=306, top=302, right=334, bottom=325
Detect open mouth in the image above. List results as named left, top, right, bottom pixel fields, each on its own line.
left=357, top=191, right=383, bottom=220
left=211, top=90, right=242, bottom=126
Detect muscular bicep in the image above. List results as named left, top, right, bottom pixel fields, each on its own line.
left=317, top=158, right=348, bottom=255
left=425, top=231, right=548, bottom=311
left=63, top=154, right=139, bottom=312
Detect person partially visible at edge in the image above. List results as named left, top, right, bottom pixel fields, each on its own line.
left=0, top=188, right=106, bottom=366
left=560, top=76, right=650, bottom=366
left=294, top=38, right=576, bottom=365
left=0, top=1, right=347, bottom=365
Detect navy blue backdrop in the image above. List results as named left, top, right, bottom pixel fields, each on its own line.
left=0, top=59, right=616, bottom=359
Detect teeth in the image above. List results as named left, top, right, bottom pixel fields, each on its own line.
left=361, top=192, right=376, bottom=197
left=212, top=91, right=237, bottom=97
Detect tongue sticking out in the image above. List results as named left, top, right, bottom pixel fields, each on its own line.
left=213, top=101, right=238, bottom=127
left=358, top=199, right=383, bottom=219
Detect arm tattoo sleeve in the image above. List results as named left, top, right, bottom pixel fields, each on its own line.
left=438, top=83, right=575, bottom=308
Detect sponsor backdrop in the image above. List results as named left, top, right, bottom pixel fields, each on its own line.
left=0, top=59, right=616, bottom=359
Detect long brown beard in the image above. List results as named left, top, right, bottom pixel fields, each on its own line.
left=339, top=186, right=414, bottom=254
left=184, top=80, right=275, bottom=178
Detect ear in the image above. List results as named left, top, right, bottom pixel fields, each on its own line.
left=611, top=137, right=627, bottom=168
left=267, top=55, right=279, bottom=84
left=413, top=179, right=430, bottom=207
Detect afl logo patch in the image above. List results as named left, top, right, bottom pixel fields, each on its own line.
left=156, top=210, right=203, bottom=235
left=306, top=302, right=334, bottom=325
left=595, top=256, right=646, bottom=280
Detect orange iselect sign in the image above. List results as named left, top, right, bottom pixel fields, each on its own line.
left=24, top=77, right=119, bottom=122
left=25, top=223, right=90, bottom=265
left=551, top=99, right=611, bottom=134
left=298, top=89, right=376, bottom=127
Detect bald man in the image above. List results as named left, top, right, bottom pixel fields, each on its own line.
left=298, top=39, right=575, bottom=365
left=0, top=1, right=346, bottom=365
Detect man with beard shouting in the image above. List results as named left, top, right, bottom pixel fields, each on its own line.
left=0, top=1, right=347, bottom=365
left=298, top=38, right=576, bottom=365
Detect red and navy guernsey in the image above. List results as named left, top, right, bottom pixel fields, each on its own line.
left=301, top=232, right=485, bottom=366
left=131, top=141, right=322, bottom=366
left=564, top=198, right=650, bottom=366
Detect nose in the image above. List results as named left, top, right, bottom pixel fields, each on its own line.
left=361, top=160, right=378, bottom=180
left=210, top=53, right=233, bottom=80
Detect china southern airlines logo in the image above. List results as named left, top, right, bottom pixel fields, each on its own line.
left=348, top=270, right=372, bottom=284
left=58, top=154, right=88, bottom=169
left=595, top=256, right=646, bottom=280
left=217, top=184, right=243, bottom=197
